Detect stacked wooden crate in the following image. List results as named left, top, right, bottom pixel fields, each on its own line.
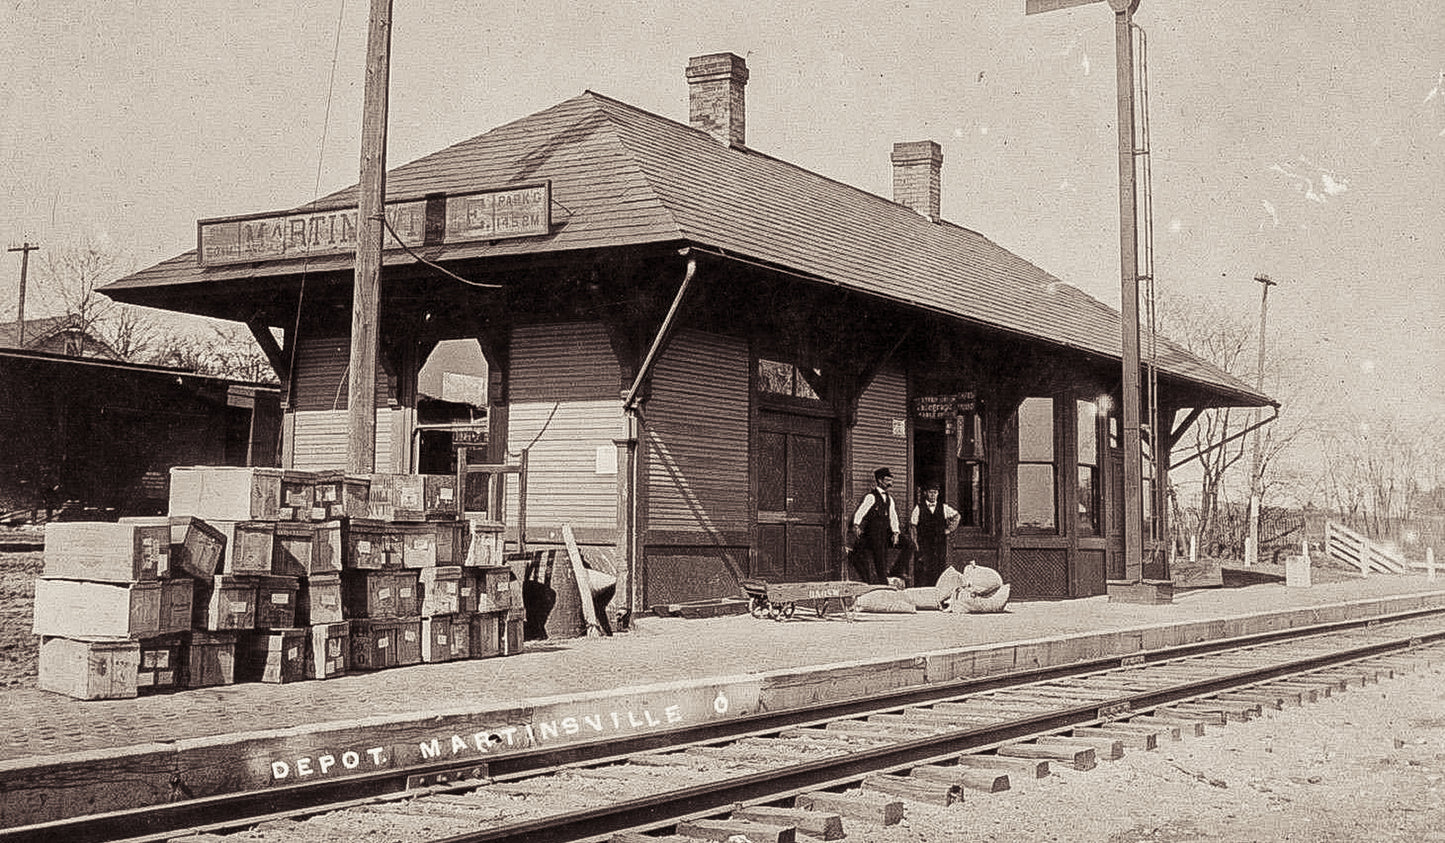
left=32, top=466, right=526, bottom=700
left=32, top=521, right=187, bottom=699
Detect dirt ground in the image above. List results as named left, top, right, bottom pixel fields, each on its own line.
left=864, top=657, right=1445, bottom=843
left=0, top=550, right=41, bottom=689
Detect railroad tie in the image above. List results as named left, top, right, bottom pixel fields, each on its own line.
left=733, top=805, right=846, bottom=841
left=952, top=753, right=1051, bottom=779
left=1072, top=725, right=1158, bottom=750
left=779, top=726, right=889, bottom=746
left=905, top=706, right=998, bottom=727
left=1167, top=701, right=1258, bottom=722
left=1097, top=719, right=1181, bottom=741
left=866, top=713, right=950, bottom=732
left=862, top=773, right=959, bottom=806
left=1219, top=688, right=1303, bottom=709
left=1269, top=681, right=1327, bottom=701
left=908, top=762, right=1011, bottom=793
left=996, top=740, right=1096, bottom=770
left=683, top=744, right=767, bottom=766
left=626, top=752, right=698, bottom=767
left=795, top=790, right=905, bottom=826
left=1035, top=734, right=1124, bottom=761
left=1129, top=712, right=1208, bottom=735
left=676, top=818, right=796, bottom=843
left=1305, top=670, right=1366, bottom=689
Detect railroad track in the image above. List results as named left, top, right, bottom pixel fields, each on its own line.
left=16, top=609, right=1445, bottom=843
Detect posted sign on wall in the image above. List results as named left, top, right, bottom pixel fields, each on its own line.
left=197, top=183, right=551, bottom=266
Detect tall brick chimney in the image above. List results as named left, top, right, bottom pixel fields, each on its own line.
left=686, top=53, right=749, bottom=147
left=891, top=140, right=943, bottom=221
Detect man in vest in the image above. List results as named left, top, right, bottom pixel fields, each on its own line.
left=910, top=479, right=961, bottom=588
left=850, top=467, right=900, bottom=584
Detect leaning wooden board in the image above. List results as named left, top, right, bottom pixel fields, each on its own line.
left=562, top=524, right=604, bottom=637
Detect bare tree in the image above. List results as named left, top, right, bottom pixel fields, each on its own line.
left=33, top=237, right=161, bottom=361
left=1157, top=290, right=1311, bottom=557
left=148, top=323, right=279, bottom=384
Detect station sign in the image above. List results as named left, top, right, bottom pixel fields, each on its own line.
left=912, top=391, right=976, bottom=419
left=196, top=183, right=551, bottom=266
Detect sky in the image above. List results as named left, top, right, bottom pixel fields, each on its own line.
left=2, top=0, right=1441, bottom=430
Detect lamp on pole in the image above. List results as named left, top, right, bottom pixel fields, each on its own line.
left=1244, top=272, right=1277, bottom=567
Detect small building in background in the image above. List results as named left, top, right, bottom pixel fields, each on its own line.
left=0, top=315, right=121, bottom=360
left=0, top=348, right=281, bottom=520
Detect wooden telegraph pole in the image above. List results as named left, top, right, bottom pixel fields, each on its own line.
left=347, top=0, right=394, bottom=473
left=1245, top=273, right=1277, bottom=567
left=7, top=241, right=39, bottom=347
left=1026, top=0, right=1152, bottom=593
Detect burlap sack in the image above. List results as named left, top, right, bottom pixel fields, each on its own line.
left=959, top=561, right=1003, bottom=597
left=854, top=586, right=919, bottom=614
left=903, top=586, right=943, bottom=610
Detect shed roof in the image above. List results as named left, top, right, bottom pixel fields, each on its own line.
left=103, top=91, right=1271, bottom=407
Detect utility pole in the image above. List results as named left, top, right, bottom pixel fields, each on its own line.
left=346, top=0, right=394, bottom=473
left=1027, top=0, right=1149, bottom=590
left=1244, top=272, right=1277, bottom=567
left=7, top=242, right=39, bottom=347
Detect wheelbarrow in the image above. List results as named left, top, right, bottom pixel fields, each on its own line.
left=738, top=579, right=876, bottom=621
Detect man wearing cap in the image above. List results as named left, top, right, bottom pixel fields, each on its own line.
left=850, top=467, right=900, bottom=584
left=910, top=479, right=961, bottom=587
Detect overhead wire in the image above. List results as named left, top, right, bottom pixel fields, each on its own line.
left=377, top=214, right=504, bottom=289
left=281, top=0, right=350, bottom=432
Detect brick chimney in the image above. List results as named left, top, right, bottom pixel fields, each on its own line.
left=891, top=140, right=943, bottom=221
left=686, top=53, right=749, bottom=147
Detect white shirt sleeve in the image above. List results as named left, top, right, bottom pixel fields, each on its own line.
left=852, top=494, right=875, bottom=528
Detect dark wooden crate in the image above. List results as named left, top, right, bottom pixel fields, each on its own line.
left=296, top=573, right=344, bottom=625
left=249, top=574, right=300, bottom=629
left=305, top=621, right=350, bottom=679
left=194, top=575, right=257, bottom=631
left=184, top=632, right=237, bottom=687
left=237, top=628, right=308, bottom=684
left=137, top=634, right=185, bottom=694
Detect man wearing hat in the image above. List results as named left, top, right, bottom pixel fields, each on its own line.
left=910, top=479, right=961, bottom=587
left=849, top=467, right=900, bottom=584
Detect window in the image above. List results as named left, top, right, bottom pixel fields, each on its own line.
left=1076, top=399, right=1101, bottom=535
left=1016, top=397, right=1056, bottom=531
left=955, top=407, right=988, bottom=531
left=758, top=358, right=821, bottom=400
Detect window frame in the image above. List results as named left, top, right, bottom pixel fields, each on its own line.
left=1014, top=396, right=1058, bottom=534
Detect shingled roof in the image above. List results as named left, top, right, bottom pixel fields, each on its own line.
left=103, top=90, right=1271, bottom=407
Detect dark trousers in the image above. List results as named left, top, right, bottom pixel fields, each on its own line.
left=851, top=531, right=892, bottom=585
left=913, top=533, right=947, bottom=587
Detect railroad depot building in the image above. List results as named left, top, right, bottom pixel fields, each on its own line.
left=103, top=53, right=1272, bottom=609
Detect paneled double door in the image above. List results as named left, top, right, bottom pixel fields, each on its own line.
left=755, top=411, right=833, bottom=582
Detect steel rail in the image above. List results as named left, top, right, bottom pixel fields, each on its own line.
left=11, top=606, right=1445, bottom=843
left=424, top=622, right=1445, bottom=843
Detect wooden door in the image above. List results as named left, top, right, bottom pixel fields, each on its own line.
left=755, top=412, right=831, bottom=581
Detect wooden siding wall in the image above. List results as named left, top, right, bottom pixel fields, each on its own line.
left=850, top=365, right=910, bottom=515
left=288, top=409, right=399, bottom=471
left=644, top=330, right=750, bottom=538
left=290, top=335, right=393, bottom=411
left=505, top=323, right=623, bottom=536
